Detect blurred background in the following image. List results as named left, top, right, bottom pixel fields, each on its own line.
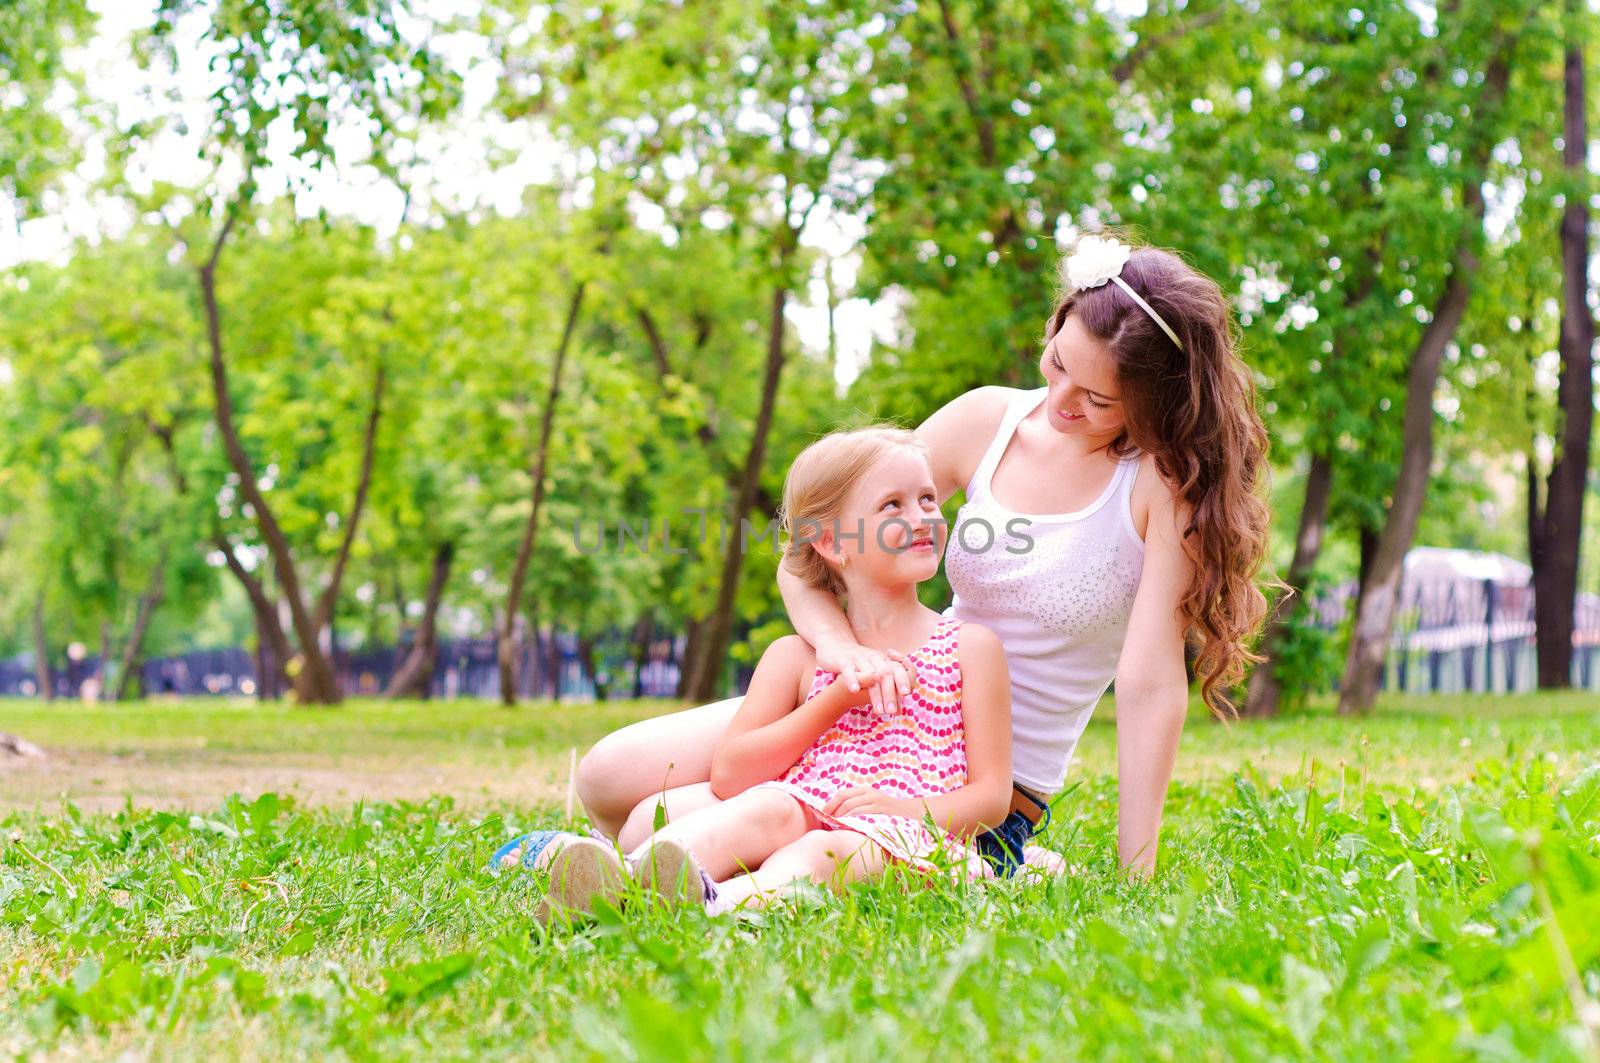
left=2, top=0, right=1596, bottom=720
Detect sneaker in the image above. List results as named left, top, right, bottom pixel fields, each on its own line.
left=537, top=837, right=629, bottom=925
left=490, top=829, right=583, bottom=874
left=630, top=837, right=714, bottom=908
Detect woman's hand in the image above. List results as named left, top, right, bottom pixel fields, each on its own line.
left=823, top=786, right=920, bottom=819
left=813, top=639, right=913, bottom=716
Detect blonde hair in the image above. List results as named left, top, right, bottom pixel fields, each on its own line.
left=779, top=425, right=929, bottom=599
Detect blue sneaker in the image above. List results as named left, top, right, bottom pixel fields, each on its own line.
left=490, top=829, right=582, bottom=874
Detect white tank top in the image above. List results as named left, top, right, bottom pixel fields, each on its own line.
left=943, top=386, right=1146, bottom=792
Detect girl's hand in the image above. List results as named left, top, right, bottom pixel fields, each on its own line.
left=814, top=639, right=913, bottom=716
left=824, top=786, right=919, bottom=819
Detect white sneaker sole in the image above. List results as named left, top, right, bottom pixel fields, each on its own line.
left=537, top=837, right=628, bottom=923
left=631, top=838, right=707, bottom=907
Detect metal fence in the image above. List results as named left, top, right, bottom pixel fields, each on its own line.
left=0, top=618, right=769, bottom=701
left=1, top=630, right=698, bottom=702
left=4, top=571, right=1595, bottom=700
left=1309, top=578, right=1600, bottom=695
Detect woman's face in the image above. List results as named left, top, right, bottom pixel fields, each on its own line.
left=822, top=447, right=946, bottom=584
left=1038, top=314, right=1127, bottom=440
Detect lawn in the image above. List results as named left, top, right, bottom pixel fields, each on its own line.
left=1, top=693, right=1597, bottom=1060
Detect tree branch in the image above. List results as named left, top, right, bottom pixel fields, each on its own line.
left=935, top=0, right=996, bottom=164
left=199, top=215, right=337, bottom=700
left=314, top=360, right=387, bottom=632
left=1111, top=8, right=1227, bottom=84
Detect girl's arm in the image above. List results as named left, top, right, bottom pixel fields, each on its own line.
left=709, top=635, right=874, bottom=799
left=776, top=564, right=909, bottom=715
left=825, top=623, right=1012, bottom=838
left=1112, top=486, right=1194, bottom=877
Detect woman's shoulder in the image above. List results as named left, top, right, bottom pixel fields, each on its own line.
left=916, top=387, right=1024, bottom=501
left=925, top=385, right=1026, bottom=426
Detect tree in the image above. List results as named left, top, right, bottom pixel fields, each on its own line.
left=0, top=0, right=93, bottom=230
left=497, top=1, right=873, bottom=701
left=0, top=232, right=219, bottom=700
left=1163, top=1, right=1449, bottom=717
left=1338, top=5, right=1532, bottom=714
left=0, top=0, right=95, bottom=718
left=1530, top=0, right=1595, bottom=690
left=126, top=1, right=461, bottom=703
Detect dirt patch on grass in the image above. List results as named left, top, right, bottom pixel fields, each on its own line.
left=0, top=747, right=578, bottom=814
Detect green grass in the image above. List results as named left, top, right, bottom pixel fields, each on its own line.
left=2, top=693, right=1598, bottom=1060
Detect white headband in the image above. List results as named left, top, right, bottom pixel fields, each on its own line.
left=1061, top=236, right=1184, bottom=351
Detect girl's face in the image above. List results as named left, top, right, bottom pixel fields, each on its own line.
left=820, top=447, right=946, bottom=585
left=1038, top=314, right=1127, bottom=439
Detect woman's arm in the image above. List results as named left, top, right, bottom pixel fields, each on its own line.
left=1112, top=484, right=1194, bottom=877
left=826, top=623, right=1012, bottom=838
left=776, top=562, right=909, bottom=715
left=709, top=635, right=874, bottom=799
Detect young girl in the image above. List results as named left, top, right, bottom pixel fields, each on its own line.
left=512, top=426, right=1013, bottom=916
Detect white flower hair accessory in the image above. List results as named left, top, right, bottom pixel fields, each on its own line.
left=1061, top=236, right=1184, bottom=350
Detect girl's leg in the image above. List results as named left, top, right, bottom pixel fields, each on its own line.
left=716, top=829, right=887, bottom=910
left=576, top=696, right=742, bottom=838
left=617, top=782, right=722, bottom=851
left=631, top=787, right=808, bottom=880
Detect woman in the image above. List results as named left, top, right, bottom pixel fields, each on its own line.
left=571, top=236, right=1269, bottom=876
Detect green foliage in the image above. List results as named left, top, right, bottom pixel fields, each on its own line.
left=143, top=0, right=462, bottom=194
left=0, top=0, right=94, bottom=219
left=0, top=231, right=214, bottom=665
left=2, top=0, right=1597, bottom=687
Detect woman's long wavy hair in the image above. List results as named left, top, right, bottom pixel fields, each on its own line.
left=1045, top=241, right=1270, bottom=715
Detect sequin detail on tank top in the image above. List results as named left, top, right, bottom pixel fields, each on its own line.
left=942, top=386, right=1146, bottom=792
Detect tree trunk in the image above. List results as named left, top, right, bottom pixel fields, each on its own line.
left=676, top=614, right=711, bottom=699
left=216, top=535, right=293, bottom=699
left=253, top=618, right=277, bottom=700
left=391, top=539, right=411, bottom=643
left=311, top=362, right=386, bottom=647
left=32, top=594, right=52, bottom=702
left=1533, top=6, right=1595, bottom=689
left=111, top=556, right=165, bottom=702
left=1355, top=523, right=1380, bottom=616
left=1336, top=20, right=1519, bottom=717
left=1242, top=236, right=1387, bottom=719
left=1243, top=451, right=1334, bottom=717
left=199, top=215, right=386, bottom=706
left=1527, top=450, right=1545, bottom=574
left=684, top=282, right=792, bottom=704
left=384, top=540, right=454, bottom=700
left=630, top=614, right=654, bottom=699
left=498, top=282, right=586, bottom=706
left=1338, top=267, right=1479, bottom=713
left=200, top=216, right=333, bottom=702
left=545, top=623, right=563, bottom=701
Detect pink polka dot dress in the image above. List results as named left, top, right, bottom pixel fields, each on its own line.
left=755, top=616, right=992, bottom=879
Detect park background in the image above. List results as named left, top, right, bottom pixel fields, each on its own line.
left=2, top=1, right=1599, bottom=1060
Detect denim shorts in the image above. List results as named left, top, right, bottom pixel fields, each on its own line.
left=975, top=786, right=1051, bottom=878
